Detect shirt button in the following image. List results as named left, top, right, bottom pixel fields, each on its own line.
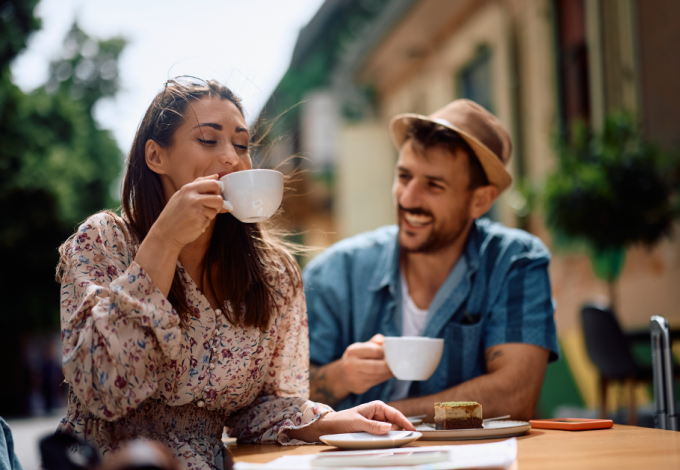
left=209, top=363, right=215, bottom=369
left=214, top=329, right=221, bottom=335
left=197, top=400, right=205, bottom=407
left=215, top=309, right=222, bottom=315
left=212, top=347, right=217, bottom=353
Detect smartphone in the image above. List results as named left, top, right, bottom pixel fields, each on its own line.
left=529, top=418, right=613, bottom=431
left=311, top=450, right=450, bottom=467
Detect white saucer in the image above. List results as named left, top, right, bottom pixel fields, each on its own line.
left=319, top=431, right=422, bottom=450
left=415, top=420, right=530, bottom=440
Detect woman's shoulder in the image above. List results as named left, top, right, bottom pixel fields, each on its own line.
left=79, top=211, right=129, bottom=235
left=56, top=211, right=135, bottom=283
left=70, top=211, right=135, bottom=261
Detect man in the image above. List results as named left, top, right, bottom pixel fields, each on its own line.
left=303, top=100, right=559, bottom=421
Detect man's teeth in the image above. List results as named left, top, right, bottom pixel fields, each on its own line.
left=404, top=212, right=432, bottom=226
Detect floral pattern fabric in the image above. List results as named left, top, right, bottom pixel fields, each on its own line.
left=56, top=212, right=332, bottom=469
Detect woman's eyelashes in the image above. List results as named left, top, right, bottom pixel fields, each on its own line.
left=196, top=138, right=247, bottom=151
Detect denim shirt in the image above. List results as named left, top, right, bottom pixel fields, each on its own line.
left=0, top=418, right=23, bottom=470
left=303, top=218, right=559, bottom=411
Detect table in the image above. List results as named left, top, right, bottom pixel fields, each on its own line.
left=229, top=425, right=680, bottom=469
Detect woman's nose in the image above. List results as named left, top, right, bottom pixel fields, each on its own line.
left=219, top=145, right=241, bottom=167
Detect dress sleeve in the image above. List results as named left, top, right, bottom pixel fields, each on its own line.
left=225, top=265, right=334, bottom=445
left=60, top=213, right=182, bottom=421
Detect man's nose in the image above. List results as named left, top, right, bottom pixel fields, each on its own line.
left=399, top=180, right=423, bottom=208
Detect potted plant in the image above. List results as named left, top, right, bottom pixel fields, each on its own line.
left=543, top=113, right=679, bottom=311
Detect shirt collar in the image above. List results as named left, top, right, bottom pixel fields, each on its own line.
left=368, top=220, right=483, bottom=293
left=368, top=229, right=400, bottom=292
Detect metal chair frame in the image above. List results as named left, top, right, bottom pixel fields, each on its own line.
left=651, top=315, right=678, bottom=431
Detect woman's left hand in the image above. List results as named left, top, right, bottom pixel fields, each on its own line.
left=287, top=401, right=415, bottom=443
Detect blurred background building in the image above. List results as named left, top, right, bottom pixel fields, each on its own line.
left=258, top=0, right=680, bottom=421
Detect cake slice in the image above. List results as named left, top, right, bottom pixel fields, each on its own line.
left=434, top=401, right=483, bottom=430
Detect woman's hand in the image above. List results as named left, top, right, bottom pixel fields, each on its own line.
left=134, top=175, right=226, bottom=296
left=287, top=401, right=415, bottom=443
left=150, top=175, right=226, bottom=250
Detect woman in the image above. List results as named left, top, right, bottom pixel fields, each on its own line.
left=55, top=78, right=413, bottom=469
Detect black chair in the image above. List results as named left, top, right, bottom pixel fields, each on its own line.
left=581, top=303, right=654, bottom=425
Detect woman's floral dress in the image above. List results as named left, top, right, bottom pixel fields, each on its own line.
left=56, top=213, right=333, bottom=469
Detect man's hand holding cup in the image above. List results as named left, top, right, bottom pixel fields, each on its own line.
left=339, top=334, right=394, bottom=395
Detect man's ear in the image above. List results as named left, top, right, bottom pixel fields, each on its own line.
left=469, top=185, right=498, bottom=219
left=145, top=139, right=167, bottom=175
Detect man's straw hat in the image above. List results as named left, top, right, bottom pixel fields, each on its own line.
left=389, top=99, right=513, bottom=193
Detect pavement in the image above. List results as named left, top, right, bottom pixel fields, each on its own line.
left=5, top=411, right=64, bottom=470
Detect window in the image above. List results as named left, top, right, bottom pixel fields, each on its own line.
left=458, top=45, right=494, bottom=112
left=555, top=0, right=591, bottom=129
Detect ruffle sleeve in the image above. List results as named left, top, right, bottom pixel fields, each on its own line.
left=59, top=213, right=182, bottom=421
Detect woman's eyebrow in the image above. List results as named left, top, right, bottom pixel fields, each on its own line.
left=193, top=122, right=223, bottom=130
left=236, top=126, right=249, bottom=135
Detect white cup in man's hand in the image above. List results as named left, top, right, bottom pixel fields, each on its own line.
left=383, top=337, right=444, bottom=381
left=218, top=169, right=284, bottom=223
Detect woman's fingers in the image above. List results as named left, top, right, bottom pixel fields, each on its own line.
left=151, top=174, right=231, bottom=248
left=360, top=401, right=415, bottom=432
left=359, top=417, right=393, bottom=435
left=189, top=178, right=223, bottom=195
left=190, top=177, right=227, bottom=213
left=197, top=193, right=225, bottom=210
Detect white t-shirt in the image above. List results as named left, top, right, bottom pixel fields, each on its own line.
left=388, top=257, right=467, bottom=402
left=390, top=273, right=429, bottom=401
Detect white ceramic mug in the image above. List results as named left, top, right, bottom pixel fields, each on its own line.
left=218, top=169, right=284, bottom=223
left=383, top=336, right=444, bottom=381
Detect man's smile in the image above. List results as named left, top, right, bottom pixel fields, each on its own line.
left=402, top=212, right=433, bottom=228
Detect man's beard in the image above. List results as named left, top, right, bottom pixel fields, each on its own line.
left=398, top=204, right=469, bottom=254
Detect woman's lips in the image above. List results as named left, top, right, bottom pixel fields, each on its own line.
left=217, top=171, right=230, bottom=179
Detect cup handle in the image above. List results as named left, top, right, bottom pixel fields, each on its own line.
left=217, top=181, right=233, bottom=212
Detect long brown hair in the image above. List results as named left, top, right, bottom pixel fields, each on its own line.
left=60, top=77, right=300, bottom=330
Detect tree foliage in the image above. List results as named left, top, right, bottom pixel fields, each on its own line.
left=545, top=115, right=678, bottom=250
left=1, top=5, right=126, bottom=335
left=544, top=114, right=680, bottom=282
left=0, top=0, right=40, bottom=67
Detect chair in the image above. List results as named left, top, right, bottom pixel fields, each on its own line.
left=650, top=316, right=678, bottom=431
left=581, top=304, right=653, bottom=425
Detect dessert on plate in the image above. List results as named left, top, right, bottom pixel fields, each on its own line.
left=434, top=401, right=483, bottom=430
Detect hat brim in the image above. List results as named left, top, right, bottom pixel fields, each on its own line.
left=389, top=113, right=513, bottom=194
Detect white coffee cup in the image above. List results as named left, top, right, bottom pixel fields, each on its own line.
left=383, top=337, right=444, bottom=381
left=218, top=169, right=284, bottom=223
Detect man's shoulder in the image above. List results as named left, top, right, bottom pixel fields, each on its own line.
left=304, top=225, right=397, bottom=273
left=474, top=218, right=550, bottom=261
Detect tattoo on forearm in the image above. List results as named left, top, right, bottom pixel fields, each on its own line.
left=485, top=348, right=504, bottom=363
left=309, top=364, right=340, bottom=406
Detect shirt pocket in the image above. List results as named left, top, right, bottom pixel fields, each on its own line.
left=437, top=320, right=486, bottom=391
